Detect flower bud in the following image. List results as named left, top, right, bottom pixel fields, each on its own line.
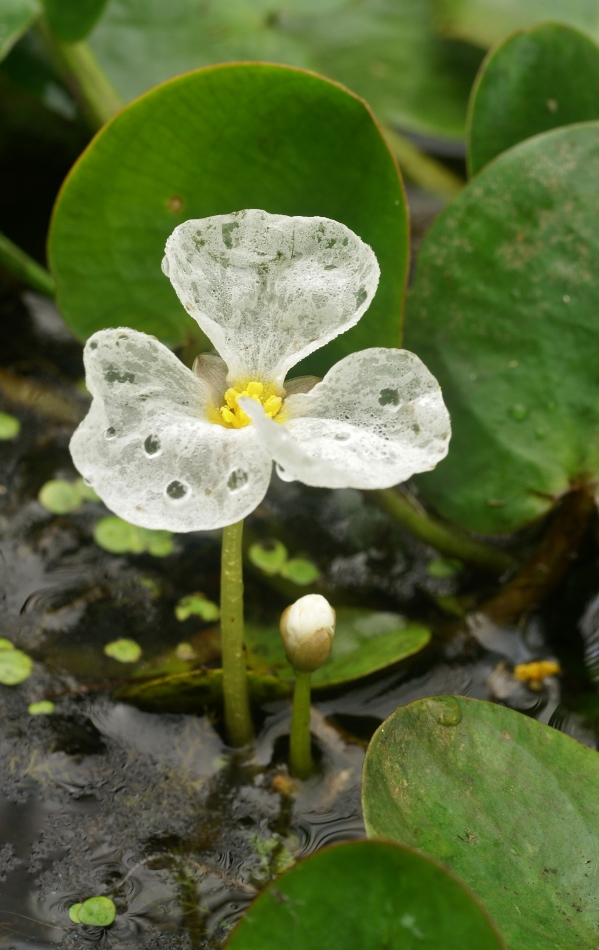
left=280, top=594, right=335, bottom=673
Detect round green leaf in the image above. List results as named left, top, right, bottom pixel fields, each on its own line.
left=279, top=557, right=320, bottom=586
left=246, top=608, right=430, bottom=689
left=68, top=903, right=83, bottom=923
left=0, top=411, right=21, bottom=439
left=93, top=515, right=138, bottom=553
left=90, top=0, right=482, bottom=140
left=175, top=593, right=220, bottom=622
left=248, top=539, right=288, bottom=576
left=0, top=647, right=33, bottom=685
left=28, top=700, right=55, bottom=715
left=42, top=0, right=109, bottom=42
left=427, top=557, right=462, bottom=578
left=468, top=24, right=599, bottom=176
left=363, top=696, right=599, bottom=950
left=38, top=479, right=82, bottom=514
left=103, top=638, right=142, bottom=663
left=405, top=123, right=599, bottom=533
left=49, top=64, right=407, bottom=375
left=138, top=528, right=174, bottom=558
left=225, top=840, right=505, bottom=949
left=0, top=638, right=14, bottom=650
left=76, top=896, right=116, bottom=927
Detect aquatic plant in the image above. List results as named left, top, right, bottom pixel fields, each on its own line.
left=69, top=209, right=450, bottom=745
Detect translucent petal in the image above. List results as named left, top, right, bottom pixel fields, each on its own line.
left=70, top=329, right=272, bottom=531
left=240, top=348, right=451, bottom=490
left=162, top=210, right=380, bottom=386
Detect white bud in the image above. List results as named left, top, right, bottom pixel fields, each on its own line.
left=280, top=594, right=336, bottom=673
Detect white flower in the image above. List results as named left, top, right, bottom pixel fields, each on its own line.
left=70, top=210, right=450, bottom=532
left=280, top=594, right=336, bottom=673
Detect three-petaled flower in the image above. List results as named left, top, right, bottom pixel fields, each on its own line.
left=70, top=210, right=450, bottom=531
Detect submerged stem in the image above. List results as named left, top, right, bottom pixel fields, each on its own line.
left=220, top=519, right=253, bottom=747
left=289, top=671, right=312, bottom=780
left=0, top=231, right=55, bottom=297
left=371, top=486, right=516, bottom=576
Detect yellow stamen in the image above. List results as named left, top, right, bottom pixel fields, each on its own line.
left=513, top=660, right=561, bottom=691
left=219, top=380, right=283, bottom=429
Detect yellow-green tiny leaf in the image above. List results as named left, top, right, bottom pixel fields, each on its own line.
left=280, top=558, right=320, bottom=586
left=248, top=539, right=288, bottom=575
left=0, top=411, right=21, bottom=440
left=77, top=896, right=116, bottom=927
left=0, top=648, right=33, bottom=685
left=104, top=638, right=142, bottom=663
left=68, top=903, right=83, bottom=923
left=28, top=700, right=55, bottom=715
left=175, top=594, right=220, bottom=622
left=38, top=479, right=81, bottom=514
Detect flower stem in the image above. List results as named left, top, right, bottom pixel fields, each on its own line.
left=370, top=486, right=516, bottom=576
left=220, top=519, right=253, bottom=748
left=289, top=671, right=312, bottom=779
left=0, top=231, right=55, bottom=297
left=37, top=18, right=123, bottom=130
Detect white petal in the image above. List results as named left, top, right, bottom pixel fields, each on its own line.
left=70, top=328, right=272, bottom=531
left=240, top=348, right=451, bottom=490
left=162, top=210, right=380, bottom=386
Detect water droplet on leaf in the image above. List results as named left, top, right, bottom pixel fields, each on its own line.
left=426, top=696, right=462, bottom=726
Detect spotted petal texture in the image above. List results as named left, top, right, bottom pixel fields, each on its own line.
left=70, top=329, right=272, bottom=531
left=240, top=349, right=450, bottom=489
left=162, top=210, right=380, bottom=386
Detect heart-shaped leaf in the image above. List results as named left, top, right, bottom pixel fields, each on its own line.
left=225, top=839, right=505, bottom=949
left=245, top=608, right=430, bottom=689
left=49, top=64, right=407, bottom=376
left=89, top=0, right=482, bottom=140
left=363, top=695, right=599, bottom=950
left=436, top=0, right=599, bottom=49
left=405, top=123, right=599, bottom=533
left=468, top=23, right=599, bottom=176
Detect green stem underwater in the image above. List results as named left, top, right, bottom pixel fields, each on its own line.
left=290, top=670, right=313, bottom=779
left=0, top=231, right=55, bottom=298
left=371, top=486, right=516, bottom=576
left=220, top=519, right=254, bottom=747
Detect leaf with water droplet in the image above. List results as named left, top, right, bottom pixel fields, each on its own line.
left=363, top=696, right=599, bottom=950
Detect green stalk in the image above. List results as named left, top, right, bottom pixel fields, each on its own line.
left=382, top=126, right=464, bottom=201
left=371, top=487, right=516, bottom=576
left=220, top=519, right=253, bottom=747
left=289, top=671, right=312, bottom=779
left=38, top=18, right=123, bottom=130
left=0, top=231, right=55, bottom=297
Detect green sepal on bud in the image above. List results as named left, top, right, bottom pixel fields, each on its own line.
left=280, top=594, right=335, bottom=673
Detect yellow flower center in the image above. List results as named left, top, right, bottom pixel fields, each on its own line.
left=219, top=380, right=283, bottom=429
